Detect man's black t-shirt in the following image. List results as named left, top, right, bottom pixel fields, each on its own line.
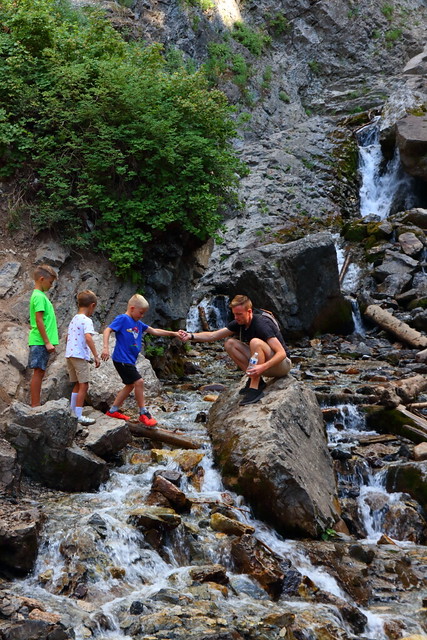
left=227, top=314, right=288, bottom=356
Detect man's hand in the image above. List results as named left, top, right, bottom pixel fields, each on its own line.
left=101, top=348, right=110, bottom=361
left=246, top=363, right=265, bottom=377
left=94, top=356, right=101, bottom=368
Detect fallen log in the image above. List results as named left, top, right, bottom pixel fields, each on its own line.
left=364, top=304, right=427, bottom=349
left=374, top=375, right=427, bottom=408
left=338, top=250, right=352, bottom=285
left=128, top=422, right=200, bottom=449
left=396, top=404, right=427, bottom=435
left=407, top=402, right=427, bottom=410
left=416, top=347, right=427, bottom=362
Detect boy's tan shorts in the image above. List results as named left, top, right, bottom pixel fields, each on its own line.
left=67, top=357, right=90, bottom=383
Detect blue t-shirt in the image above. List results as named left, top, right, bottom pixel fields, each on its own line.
left=109, top=314, right=148, bottom=365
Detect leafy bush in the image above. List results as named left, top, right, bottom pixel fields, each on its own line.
left=0, top=0, right=244, bottom=277
left=231, top=21, right=271, bottom=56
left=265, top=13, right=291, bottom=36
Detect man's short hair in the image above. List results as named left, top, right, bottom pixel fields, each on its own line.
left=230, top=295, right=252, bottom=310
left=33, top=264, right=57, bottom=281
left=77, top=290, right=97, bottom=307
left=128, top=294, right=149, bottom=310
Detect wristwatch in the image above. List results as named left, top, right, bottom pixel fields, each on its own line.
left=190, top=333, right=194, bottom=341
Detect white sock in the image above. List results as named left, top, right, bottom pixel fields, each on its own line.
left=75, top=406, right=83, bottom=418
left=70, top=393, right=78, bottom=413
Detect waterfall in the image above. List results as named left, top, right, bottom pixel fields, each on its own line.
left=357, top=119, right=416, bottom=219
left=186, top=295, right=229, bottom=332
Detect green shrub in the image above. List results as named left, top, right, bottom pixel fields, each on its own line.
left=279, top=91, right=290, bottom=103
left=381, top=4, right=394, bottom=20
left=385, top=27, right=402, bottom=44
left=0, top=0, right=244, bottom=278
left=231, top=21, right=271, bottom=56
left=265, top=13, right=291, bottom=36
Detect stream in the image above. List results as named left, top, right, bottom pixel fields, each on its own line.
left=5, top=347, right=427, bottom=640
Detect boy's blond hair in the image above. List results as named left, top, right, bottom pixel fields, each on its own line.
left=33, top=264, right=57, bottom=281
left=77, top=289, right=97, bottom=307
left=128, top=294, right=149, bottom=310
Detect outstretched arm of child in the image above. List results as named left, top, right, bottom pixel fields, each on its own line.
left=101, top=327, right=113, bottom=361
left=146, top=327, right=181, bottom=339
left=35, top=311, right=56, bottom=353
left=85, top=333, right=100, bottom=368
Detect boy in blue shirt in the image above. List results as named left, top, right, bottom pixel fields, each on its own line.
left=101, top=294, right=181, bottom=426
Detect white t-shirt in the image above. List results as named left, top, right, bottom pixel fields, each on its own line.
left=65, top=313, right=96, bottom=360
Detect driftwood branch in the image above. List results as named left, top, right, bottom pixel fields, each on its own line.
left=128, top=422, right=200, bottom=449
left=396, top=404, right=427, bottom=437
left=364, top=304, right=427, bottom=349
left=338, top=250, right=351, bottom=285
left=374, top=375, right=427, bottom=408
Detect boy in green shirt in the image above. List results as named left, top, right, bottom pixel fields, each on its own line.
left=28, top=264, right=59, bottom=407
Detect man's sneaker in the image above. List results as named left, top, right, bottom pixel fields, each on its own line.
left=78, top=415, right=96, bottom=426
left=239, top=377, right=266, bottom=395
left=139, top=412, right=157, bottom=427
left=239, top=388, right=264, bottom=406
left=106, top=410, right=130, bottom=421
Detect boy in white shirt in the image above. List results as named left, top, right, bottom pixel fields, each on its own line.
left=65, top=290, right=100, bottom=426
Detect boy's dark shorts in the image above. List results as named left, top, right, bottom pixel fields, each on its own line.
left=113, top=361, right=142, bottom=385
left=28, top=345, right=50, bottom=371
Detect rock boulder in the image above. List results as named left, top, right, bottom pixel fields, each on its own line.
left=396, top=115, right=427, bottom=181
left=206, top=376, right=340, bottom=538
left=2, top=399, right=108, bottom=491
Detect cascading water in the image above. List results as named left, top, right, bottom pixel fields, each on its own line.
left=357, top=118, right=416, bottom=220
left=186, top=295, right=230, bottom=333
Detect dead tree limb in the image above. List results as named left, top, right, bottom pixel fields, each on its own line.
left=198, top=306, right=210, bottom=331
left=374, top=375, right=427, bottom=408
left=364, top=304, right=427, bottom=349
left=128, top=422, right=200, bottom=449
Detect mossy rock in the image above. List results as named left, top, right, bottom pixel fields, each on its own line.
left=408, top=298, right=427, bottom=310
left=366, top=220, right=393, bottom=240
left=386, top=463, right=427, bottom=511
left=342, top=221, right=368, bottom=242
left=366, top=407, right=427, bottom=444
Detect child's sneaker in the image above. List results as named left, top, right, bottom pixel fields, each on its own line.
left=138, top=412, right=157, bottom=427
left=106, top=410, right=130, bottom=421
left=78, top=415, right=96, bottom=426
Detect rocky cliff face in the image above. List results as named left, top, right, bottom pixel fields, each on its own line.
left=96, top=0, right=427, bottom=324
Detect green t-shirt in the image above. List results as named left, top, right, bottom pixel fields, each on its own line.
left=28, top=289, right=59, bottom=346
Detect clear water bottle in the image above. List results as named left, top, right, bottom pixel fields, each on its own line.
left=247, top=352, right=258, bottom=372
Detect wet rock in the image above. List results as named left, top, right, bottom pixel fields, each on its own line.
left=314, top=591, right=368, bottom=635
left=128, top=506, right=182, bottom=531
left=189, top=564, right=229, bottom=585
left=0, top=505, right=43, bottom=574
left=210, top=512, right=255, bottom=536
left=396, top=115, right=427, bottom=181
left=153, top=469, right=183, bottom=487
left=206, top=376, right=340, bottom=538
left=231, top=534, right=289, bottom=598
left=386, top=461, right=427, bottom=511
left=83, top=411, right=131, bottom=459
left=382, top=500, right=426, bottom=544
left=151, top=474, right=191, bottom=513
left=151, top=449, right=204, bottom=474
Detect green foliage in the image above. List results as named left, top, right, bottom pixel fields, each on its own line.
left=385, top=27, right=402, bottom=44
left=231, top=21, right=271, bottom=56
left=279, top=91, right=290, bottom=103
left=182, top=0, right=215, bottom=10
left=0, top=0, right=244, bottom=278
left=308, top=60, right=320, bottom=74
left=204, top=42, right=251, bottom=90
left=144, top=335, right=166, bottom=358
left=265, top=12, right=291, bottom=37
left=381, top=4, right=394, bottom=20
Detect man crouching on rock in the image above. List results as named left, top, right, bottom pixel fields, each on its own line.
left=179, top=295, right=291, bottom=406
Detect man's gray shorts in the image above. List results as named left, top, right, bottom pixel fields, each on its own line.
left=28, top=345, right=50, bottom=371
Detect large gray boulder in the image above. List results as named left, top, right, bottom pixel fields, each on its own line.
left=197, top=232, right=352, bottom=338
left=2, top=399, right=108, bottom=491
left=0, top=437, right=20, bottom=496
left=396, top=115, right=427, bottom=181
left=206, top=376, right=340, bottom=538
